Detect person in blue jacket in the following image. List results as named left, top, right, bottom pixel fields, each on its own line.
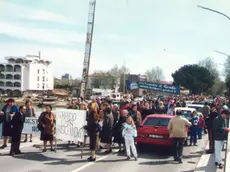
left=0, top=98, right=19, bottom=149
left=189, top=111, right=199, bottom=146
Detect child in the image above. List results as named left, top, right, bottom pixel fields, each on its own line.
left=198, top=114, right=205, bottom=139
left=122, top=116, right=138, bottom=161
left=189, top=111, right=199, bottom=146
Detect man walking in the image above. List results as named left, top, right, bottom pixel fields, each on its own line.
left=206, top=103, right=219, bottom=154
left=213, top=109, right=230, bottom=169
left=10, top=106, right=26, bottom=155
left=168, top=111, right=191, bottom=163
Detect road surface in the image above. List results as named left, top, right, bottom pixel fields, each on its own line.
left=0, top=135, right=208, bottom=172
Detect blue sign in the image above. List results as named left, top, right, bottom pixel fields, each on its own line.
left=126, top=80, right=180, bottom=94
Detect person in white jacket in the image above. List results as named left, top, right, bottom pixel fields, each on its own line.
left=122, top=116, right=138, bottom=161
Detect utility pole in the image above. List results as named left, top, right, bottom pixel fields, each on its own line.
left=80, top=0, right=96, bottom=99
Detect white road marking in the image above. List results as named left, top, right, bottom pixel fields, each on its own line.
left=70, top=155, right=109, bottom=172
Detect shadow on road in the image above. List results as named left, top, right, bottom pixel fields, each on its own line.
left=139, top=160, right=176, bottom=166
left=7, top=151, right=90, bottom=165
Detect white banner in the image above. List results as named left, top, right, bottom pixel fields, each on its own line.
left=55, top=109, right=86, bottom=142
left=22, top=117, right=40, bottom=134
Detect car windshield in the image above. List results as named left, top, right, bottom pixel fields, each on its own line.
left=144, top=118, right=170, bottom=126
left=180, top=110, right=192, bottom=119
left=187, top=106, right=203, bottom=112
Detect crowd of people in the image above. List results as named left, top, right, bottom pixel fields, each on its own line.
left=0, top=94, right=229, bottom=169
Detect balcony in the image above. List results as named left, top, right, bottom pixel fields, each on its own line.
left=0, top=73, right=4, bottom=80
left=0, top=81, right=4, bottom=87
left=14, top=82, right=21, bottom=88
left=0, top=65, right=4, bottom=72
left=14, top=65, right=21, bottom=72
left=14, top=74, right=21, bottom=80
left=5, top=64, right=13, bottom=72
left=6, top=74, right=13, bottom=80
left=5, top=81, right=13, bottom=87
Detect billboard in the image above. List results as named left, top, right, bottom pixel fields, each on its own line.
left=126, top=80, right=180, bottom=95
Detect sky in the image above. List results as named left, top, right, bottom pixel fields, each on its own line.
left=0, top=0, right=230, bottom=81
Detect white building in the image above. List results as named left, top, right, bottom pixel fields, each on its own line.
left=0, top=55, right=54, bottom=95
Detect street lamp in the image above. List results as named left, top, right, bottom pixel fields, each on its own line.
left=197, top=5, right=230, bottom=21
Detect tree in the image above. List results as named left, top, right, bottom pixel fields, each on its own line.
left=145, top=66, right=165, bottom=82
left=90, top=71, right=117, bottom=89
left=224, top=56, right=230, bottom=76
left=198, top=57, right=223, bottom=95
left=198, top=57, right=219, bottom=79
left=172, top=64, right=215, bottom=94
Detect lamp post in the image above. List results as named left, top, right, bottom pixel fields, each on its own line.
left=197, top=5, right=230, bottom=21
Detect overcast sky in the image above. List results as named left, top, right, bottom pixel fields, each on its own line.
left=0, top=0, right=229, bottom=81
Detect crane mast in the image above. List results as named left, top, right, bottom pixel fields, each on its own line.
left=80, top=0, right=96, bottom=99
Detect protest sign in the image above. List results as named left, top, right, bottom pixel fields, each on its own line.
left=55, top=109, right=86, bottom=142
left=22, top=117, right=40, bottom=134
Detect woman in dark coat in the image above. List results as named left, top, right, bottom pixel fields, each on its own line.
left=113, top=109, right=129, bottom=152
left=0, top=98, right=18, bottom=149
left=101, top=103, right=114, bottom=153
left=39, top=105, right=55, bottom=152
left=87, top=101, right=100, bottom=161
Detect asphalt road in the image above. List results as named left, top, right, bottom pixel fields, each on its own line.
left=0, top=135, right=208, bottom=172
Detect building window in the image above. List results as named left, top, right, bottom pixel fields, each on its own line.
left=37, top=83, right=39, bottom=88
left=46, top=84, right=48, bottom=88
left=42, top=69, right=45, bottom=75
left=42, top=76, right=45, bottom=82
left=46, top=77, right=48, bottom=81
left=37, top=69, right=40, bottom=74
left=37, top=76, right=39, bottom=81
left=42, top=83, right=45, bottom=89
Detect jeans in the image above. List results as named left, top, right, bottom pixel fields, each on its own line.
left=197, top=128, right=203, bottom=139
left=214, top=140, right=224, bottom=164
left=173, top=138, right=185, bottom=160
left=190, top=130, right=197, bottom=144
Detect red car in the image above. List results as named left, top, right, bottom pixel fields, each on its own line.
left=136, top=114, right=174, bottom=147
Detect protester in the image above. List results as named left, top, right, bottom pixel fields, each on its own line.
left=113, top=109, right=129, bottom=152
left=206, top=103, right=219, bottom=154
left=129, top=104, right=142, bottom=127
left=24, top=100, right=36, bottom=142
left=168, top=110, right=191, bottom=163
left=122, top=115, right=138, bottom=161
left=198, top=114, right=205, bottom=139
left=213, top=109, right=230, bottom=169
left=38, top=105, right=56, bottom=152
left=86, top=101, right=99, bottom=161
left=202, top=102, right=210, bottom=134
left=189, top=111, right=199, bottom=146
left=0, top=98, right=18, bottom=149
left=10, top=105, right=26, bottom=155
left=101, top=103, right=114, bottom=153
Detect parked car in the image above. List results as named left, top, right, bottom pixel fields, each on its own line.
left=186, top=104, right=204, bottom=112
left=136, top=114, right=174, bottom=148
left=174, top=107, right=196, bottom=120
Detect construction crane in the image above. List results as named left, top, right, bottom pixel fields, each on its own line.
left=214, top=50, right=230, bottom=57
left=80, top=0, right=128, bottom=99
left=80, top=0, right=96, bottom=99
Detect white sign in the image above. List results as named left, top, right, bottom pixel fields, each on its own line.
left=22, top=117, right=40, bottom=134
left=55, top=109, right=86, bottom=142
